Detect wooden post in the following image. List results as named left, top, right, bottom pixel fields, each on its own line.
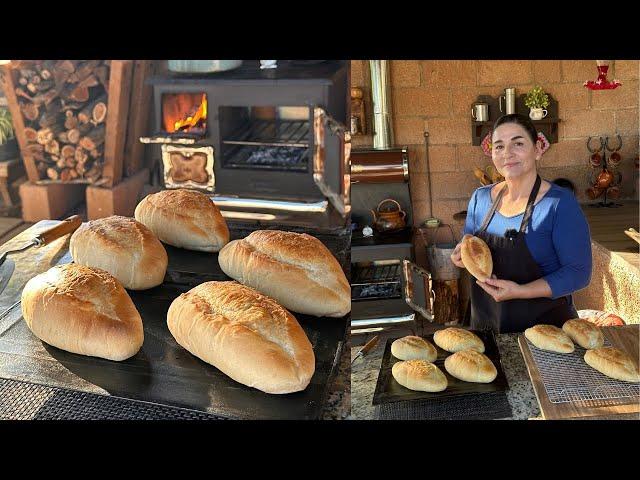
left=102, top=60, right=133, bottom=187
left=433, top=279, right=460, bottom=325
left=0, top=65, right=40, bottom=182
left=86, top=168, right=149, bottom=219
left=124, top=60, right=155, bottom=177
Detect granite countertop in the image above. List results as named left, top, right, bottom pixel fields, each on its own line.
left=350, top=332, right=541, bottom=420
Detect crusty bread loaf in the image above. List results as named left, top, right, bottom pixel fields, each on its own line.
left=134, top=189, right=230, bottom=252
left=444, top=350, right=498, bottom=383
left=166, top=280, right=315, bottom=394
left=391, top=360, right=448, bottom=392
left=562, top=318, right=604, bottom=349
left=391, top=336, right=437, bottom=362
left=433, top=327, right=485, bottom=353
left=525, top=324, right=574, bottom=353
left=21, top=264, right=144, bottom=361
left=584, top=347, right=640, bottom=383
left=461, top=235, right=492, bottom=281
left=218, top=230, right=350, bottom=317
left=70, top=215, right=168, bottom=290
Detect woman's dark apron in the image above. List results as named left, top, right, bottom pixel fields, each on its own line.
left=469, top=175, right=577, bottom=333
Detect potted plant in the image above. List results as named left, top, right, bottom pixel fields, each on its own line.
left=0, top=107, right=19, bottom=161
left=524, top=86, right=550, bottom=121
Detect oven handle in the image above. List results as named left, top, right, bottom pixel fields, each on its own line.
left=402, top=259, right=435, bottom=321
left=313, top=106, right=351, bottom=218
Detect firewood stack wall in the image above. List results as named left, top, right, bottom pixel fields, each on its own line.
left=12, top=60, right=110, bottom=184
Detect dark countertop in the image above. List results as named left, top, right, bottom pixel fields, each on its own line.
left=0, top=221, right=349, bottom=420
left=350, top=331, right=541, bottom=420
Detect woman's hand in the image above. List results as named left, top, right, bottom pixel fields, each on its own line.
left=476, top=275, right=524, bottom=302
left=450, top=234, right=472, bottom=269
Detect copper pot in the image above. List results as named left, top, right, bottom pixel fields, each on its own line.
left=590, top=152, right=602, bottom=167
left=596, top=169, right=614, bottom=189
left=586, top=186, right=604, bottom=199
left=370, top=198, right=407, bottom=232
left=606, top=186, right=621, bottom=199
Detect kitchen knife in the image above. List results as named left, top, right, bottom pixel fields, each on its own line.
left=0, top=215, right=82, bottom=297
left=351, top=335, right=380, bottom=364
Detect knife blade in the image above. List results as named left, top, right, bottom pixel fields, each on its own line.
left=351, top=335, right=379, bottom=364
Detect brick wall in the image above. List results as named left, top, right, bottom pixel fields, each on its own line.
left=351, top=60, right=639, bottom=231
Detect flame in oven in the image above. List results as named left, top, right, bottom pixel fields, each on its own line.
left=162, top=93, right=207, bottom=134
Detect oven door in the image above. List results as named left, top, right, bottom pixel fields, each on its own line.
left=401, top=259, right=435, bottom=321
left=313, top=106, right=351, bottom=217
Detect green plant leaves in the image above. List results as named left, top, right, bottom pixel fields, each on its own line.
left=0, top=107, right=15, bottom=145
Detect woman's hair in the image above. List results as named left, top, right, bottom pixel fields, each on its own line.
left=553, top=177, right=576, bottom=194
left=493, top=114, right=538, bottom=145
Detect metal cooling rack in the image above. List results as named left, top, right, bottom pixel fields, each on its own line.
left=526, top=338, right=640, bottom=405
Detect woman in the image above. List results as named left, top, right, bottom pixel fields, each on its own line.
left=451, top=114, right=592, bottom=333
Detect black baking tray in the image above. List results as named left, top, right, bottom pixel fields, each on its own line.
left=372, top=330, right=509, bottom=405
left=0, top=225, right=348, bottom=420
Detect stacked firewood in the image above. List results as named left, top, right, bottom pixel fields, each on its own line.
left=12, top=60, right=110, bottom=183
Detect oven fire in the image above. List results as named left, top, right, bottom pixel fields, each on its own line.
left=162, top=93, right=207, bottom=135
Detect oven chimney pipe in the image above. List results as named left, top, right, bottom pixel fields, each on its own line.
left=369, top=60, right=394, bottom=149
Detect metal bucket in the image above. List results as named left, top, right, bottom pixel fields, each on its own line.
left=423, top=224, right=460, bottom=281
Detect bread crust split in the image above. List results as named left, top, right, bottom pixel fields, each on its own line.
left=70, top=215, right=168, bottom=290
left=433, top=327, right=485, bottom=353
left=584, top=347, right=640, bottom=383
left=167, top=280, right=315, bottom=394
left=134, top=189, right=230, bottom=252
left=21, top=263, right=144, bottom=361
left=392, top=360, right=448, bottom=392
left=461, top=235, right=492, bottom=282
left=562, top=318, right=604, bottom=350
left=525, top=324, right=575, bottom=353
left=218, top=230, right=350, bottom=317
left=391, top=336, right=437, bottom=362
left=444, top=350, right=498, bottom=383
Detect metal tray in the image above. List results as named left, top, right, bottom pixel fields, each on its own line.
left=0, top=240, right=347, bottom=420
left=372, top=329, right=509, bottom=405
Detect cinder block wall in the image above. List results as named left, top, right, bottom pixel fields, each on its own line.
left=351, top=60, right=640, bottom=231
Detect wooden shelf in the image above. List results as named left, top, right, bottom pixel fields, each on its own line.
left=471, top=94, right=560, bottom=146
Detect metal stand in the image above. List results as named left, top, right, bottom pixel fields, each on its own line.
left=587, top=135, right=623, bottom=208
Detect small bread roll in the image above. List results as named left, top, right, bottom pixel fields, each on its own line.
left=461, top=235, right=492, bottom=281
left=70, top=215, right=168, bottom=290
left=525, top=324, right=574, bottom=353
left=444, top=350, right=498, bottom=383
left=391, top=360, right=448, bottom=392
left=562, top=318, right=604, bottom=349
left=391, top=336, right=437, bottom=362
left=433, top=327, right=485, bottom=353
left=584, top=347, right=640, bottom=383
left=21, top=264, right=144, bottom=361
left=134, top=189, right=230, bottom=252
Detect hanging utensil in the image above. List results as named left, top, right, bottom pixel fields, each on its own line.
left=0, top=215, right=82, bottom=298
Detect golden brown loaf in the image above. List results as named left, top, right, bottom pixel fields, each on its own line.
left=584, top=347, right=640, bottom=383
left=391, top=360, right=448, bottom=392
left=391, top=336, right=437, bottom=362
left=433, top=327, right=485, bottom=353
left=21, top=264, right=144, bottom=361
left=166, top=281, right=315, bottom=394
left=562, top=318, right=604, bottom=349
left=525, top=324, right=575, bottom=353
left=134, top=189, right=230, bottom=252
left=69, top=215, right=168, bottom=290
left=461, top=235, right=493, bottom=281
left=444, top=350, right=498, bottom=383
left=218, top=230, right=350, bottom=317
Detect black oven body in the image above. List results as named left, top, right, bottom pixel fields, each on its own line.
left=146, top=60, right=348, bottom=203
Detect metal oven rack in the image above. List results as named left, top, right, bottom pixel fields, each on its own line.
left=526, top=338, right=640, bottom=404
left=352, top=263, right=402, bottom=301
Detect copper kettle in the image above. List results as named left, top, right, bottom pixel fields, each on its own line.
left=371, top=198, right=407, bottom=232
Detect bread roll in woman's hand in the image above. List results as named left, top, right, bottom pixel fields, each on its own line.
left=461, top=235, right=493, bottom=282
